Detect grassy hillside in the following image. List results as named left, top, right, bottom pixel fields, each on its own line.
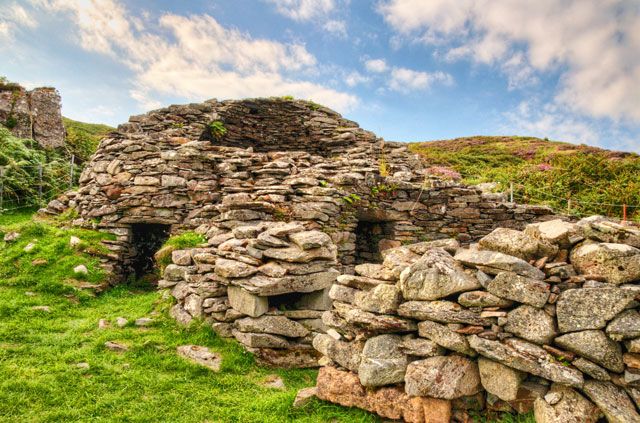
left=0, top=212, right=374, bottom=422
left=410, top=136, right=640, bottom=221
left=63, top=117, right=114, bottom=163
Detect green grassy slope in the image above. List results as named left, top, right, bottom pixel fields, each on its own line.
left=409, top=136, right=640, bottom=221
left=0, top=212, right=534, bottom=422
left=0, top=212, right=374, bottom=423
left=63, top=117, right=114, bottom=163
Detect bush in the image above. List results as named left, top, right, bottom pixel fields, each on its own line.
left=0, top=127, right=72, bottom=209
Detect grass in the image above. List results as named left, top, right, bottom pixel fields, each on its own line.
left=410, top=136, right=640, bottom=221
left=63, top=117, right=114, bottom=163
left=0, top=212, right=374, bottom=422
left=0, top=211, right=534, bottom=422
left=155, top=231, right=207, bottom=271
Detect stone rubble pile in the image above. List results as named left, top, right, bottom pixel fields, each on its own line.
left=313, top=216, right=640, bottom=423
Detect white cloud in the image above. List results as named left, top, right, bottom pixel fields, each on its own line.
left=323, top=19, right=347, bottom=38
left=388, top=67, right=453, bottom=93
left=378, top=0, right=640, bottom=123
left=264, top=0, right=336, bottom=21
left=503, top=100, right=600, bottom=146
left=344, top=71, right=369, bottom=87
left=0, top=22, right=10, bottom=40
left=35, top=0, right=358, bottom=113
left=0, top=3, right=38, bottom=41
left=364, top=59, right=388, bottom=73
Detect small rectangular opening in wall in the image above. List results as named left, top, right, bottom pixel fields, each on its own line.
left=354, top=220, right=396, bottom=264
left=267, top=292, right=306, bottom=311
left=130, top=223, right=171, bottom=279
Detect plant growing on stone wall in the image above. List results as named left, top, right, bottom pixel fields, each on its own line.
left=341, top=193, right=361, bottom=206
left=378, top=153, right=389, bottom=177
left=319, top=180, right=329, bottom=187
left=280, top=95, right=294, bottom=100
left=208, top=121, right=227, bottom=139
left=370, top=183, right=398, bottom=199
left=273, top=205, right=293, bottom=222
left=308, top=101, right=323, bottom=111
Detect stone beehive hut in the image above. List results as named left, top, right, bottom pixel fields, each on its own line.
left=45, top=97, right=556, bottom=367
left=313, top=216, right=640, bottom=422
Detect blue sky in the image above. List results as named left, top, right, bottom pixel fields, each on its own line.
left=1, top=0, right=639, bottom=152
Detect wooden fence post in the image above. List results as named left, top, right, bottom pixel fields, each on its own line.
left=0, top=166, right=4, bottom=214
left=69, top=155, right=75, bottom=191
left=38, top=163, right=43, bottom=206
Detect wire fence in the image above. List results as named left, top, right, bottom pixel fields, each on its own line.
left=0, top=155, right=77, bottom=214
left=427, top=168, right=640, bottom=223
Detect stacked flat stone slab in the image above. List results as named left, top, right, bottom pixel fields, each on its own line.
left=314, top=216, right=640, bottom=422
left=161, top=221, right=338, bottom=367
left=43, top=97, right=555, bottom=287
left=0, top=84, right=65, bottom=149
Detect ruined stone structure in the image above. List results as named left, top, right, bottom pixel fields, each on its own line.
left=313, top=216, right=640, bottom=422
left=0, top=83, right=65, bottom=149
left=44, top=97, right=557, bottom=368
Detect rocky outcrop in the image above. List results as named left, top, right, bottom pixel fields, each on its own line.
left=314, top=216, right=640, bottom=422
left=0, top=83, right=65, bottom=148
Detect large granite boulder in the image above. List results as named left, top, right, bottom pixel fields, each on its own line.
left=582, top=380, right=640, bottom=423
left=525, top=219, right=580, bottom=248
left=468, top=336, right=584, bottom=387
left=570, top=242, right=640, bottom=284
left=358, top=334, right=407, bottom=387
left=478, top=358, right=526, bottom=401
left=479, top=227, right=558, bottom=260
left=418, top=320, right=476, bottom=356
left=504, top=305, right=557, bottom=345
left=555, top=330, right=624, bottom=372
left=555, top=288, right=636, bottom=333
left=399, top=248, right=480, bottom=300
left=405, top=355, right=481, bottom=400
left=533, top=384, right=599, bottom=423
left=454, top=249, right=545, bottom=279
left=486, top=272, right=550, bottom=308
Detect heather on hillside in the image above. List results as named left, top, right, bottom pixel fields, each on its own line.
left=410, top=136, right=640, bottom=221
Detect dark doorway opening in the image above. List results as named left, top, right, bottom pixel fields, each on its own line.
left=354, top=219, right=396, bottom=264
left=131, top=223, right=171, bottom=279
left=268, top=292, right=306, bottom=310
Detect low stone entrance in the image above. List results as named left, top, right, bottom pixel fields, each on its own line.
left=130, top=223, right=170, bottom=279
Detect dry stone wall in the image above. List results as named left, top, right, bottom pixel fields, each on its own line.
left=46, top=98, right=555, bottom=284
left=313, top=216, right=640, bottom=422
left=0, top=84, right=65, bottom=148
left=43, top=97, right=558, bottom=366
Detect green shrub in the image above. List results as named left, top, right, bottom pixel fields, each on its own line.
left=208, top=121, right=227, bottom=139
left=0, top=127, right=72, bottom=209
